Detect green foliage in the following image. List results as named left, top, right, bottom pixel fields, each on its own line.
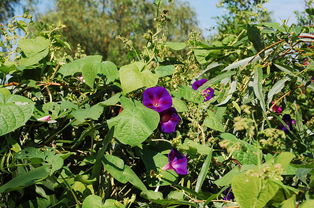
left=107, top=98, right=160, bottom=146
left=0, top=2, right=313, bottom=207
left=0, top=94, right=34, bottom=136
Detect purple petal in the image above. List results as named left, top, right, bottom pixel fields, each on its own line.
left=223, top=187, right=234, bottom=200
left=171, top=157, right=188, bottom=175
left=279, top=114, right=295, bottom=133
left=161, top=163, right=172, bottom=171
left=159, top=107, right=181, bottom=133
left=142, top=87, right=172, bottom=112
left=164, top=149, right=188, bottom=175
left=202, top=87, right=215, bottom=102
left=37, top=115, right=52, bottom=122
left=192, top=79, right=208, bottom=90
left=271, top=102, right=282, bottom=114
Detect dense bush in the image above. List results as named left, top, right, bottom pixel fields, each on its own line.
left=0, top=3, right=313, bottom=208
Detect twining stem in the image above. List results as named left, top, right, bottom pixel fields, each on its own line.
left=60, top=174, right=81, bottom=206
left=270, top=83, right=304, bottom=110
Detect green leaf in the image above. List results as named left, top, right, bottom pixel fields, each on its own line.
left=203, top=110, right=225, bottom=132
left=220, top=133, right=261, bottom=165
left=217, top=80, right=237, bottom=106
left=19, top=37, right=50, bottom=56
left=123, top=165, right=147, bottom=191
left=0, top=94, right=34, bottom=136
left=103, top=154, right=128, bottom=184
left=193, top=49, right=210, bottom=65
left=59, top=55, right=102, bottom=77
left=107, top=99, right=159, bottom=146
left=155, top=65, right=175, bottom=77
left=18, top=37, right=50, bottom=67
left=82, top=63, right=98, bottom=88
left=104, top=199, right=125, bottom=208
left=274, top=64, right=303, bottom=79
left=97, top=61, right=119, bottom=84
left=232, top=173, right=279, bottom=208
left=253, top=66, right=266, bottom=112
left=262, top=22, right=286, bottom=33
left=281, top=195, right=296, bottom=208
left=71, top=104, right=104, bottom=124
left=141, top=190, right=163, bottom=200
left=267, top=77, right=289, bottom=107
left=82, top=195, right=104, bottom=208
left=198, top=71, right=236, bottom=91
left=103, top=153, right=147, bottom=191
left=172, top=98, right=188, bottom=112
left=165, top=42, right=186, bottom=50
left=274, top=152, right=295, bottom=170
left=222, top=55, right=261, bottom=71
left=214, top=167, right=242, bottom=187
left=99, top=93, right=121, bottom=107
left=0, top=88, right=11, bottom=97
left=119, top=62, right=158, bottom=94
left=167, top=191, right=184, bottom=200
left=0, top=166, right=50, bottom=193
left=16, top=147, right=64, bottom=175
left=173, top=86, right=203, bottom=103
left=295, top=103, right=305, bottom=134
left=195, top=149, right=212, bottom=193
left=300, top=200, right=314, bottom=208
left=247, top=25, right=265, bottom=56
left=180, top=139, right=211, bottom=155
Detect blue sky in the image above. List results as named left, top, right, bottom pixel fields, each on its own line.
left=187, top=0, right=306, bottom=35
left=18, top=0, right=306, bottom=36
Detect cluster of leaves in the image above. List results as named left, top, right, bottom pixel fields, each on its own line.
left=0, top=1, right=314, bottom=208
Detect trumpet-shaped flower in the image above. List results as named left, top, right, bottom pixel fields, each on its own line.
left=37, top=115, right=57, bottom=123
left=271, top=102, right=282, bottom=114
left=159, top=107, right=181, bottom=133
left=279, top=114, right=296, bottom=133
left=162, top=149, right=188, bottom=175
left=192, top=79, right=208, bottom=90
left=202, top=87, right=215, bottom=101
left=142, top=86, right=172, bottom=112
left=192, top=79, right=215, bottom=101
left=223, top=187, right=235, bottom=201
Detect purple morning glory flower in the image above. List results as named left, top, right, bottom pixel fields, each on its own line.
left=192, top=79, right=208, bottom=90
left=192, top=79, right=215, bottom=102
left=202, top=87, right=215, bottom=101
left=311, top=76, right=314, bottom=82
left=162, top=149, right=188, bottom=175
left=223, top=187, right=235, bottom=201
left=142, top=86, right=172, bottom=112
left=159, top=107, right=181, bottom=133
left=279, top=114, right=296, bottom=133
left=271, top=102, right=282, bottom=114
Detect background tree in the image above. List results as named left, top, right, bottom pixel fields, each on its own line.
left=215, top=0, right=271, bottom=35
left=0, top=0, right=20, bottom=22
left=0, top=0, right=36, bottom=22
left=295, top=0, right=314, bottom=26
left=38, top=0, right=199, bottom=65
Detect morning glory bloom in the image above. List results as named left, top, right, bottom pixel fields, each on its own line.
left=201, top=87, right=215, bottom=101
left=192, top=79, right=215, bottom=101
left=142, top=86, right=172, bottom=112
left=271, top=102, right=282, bottom=114
left=192, top=79, right=208, bottom=90
left=37, top=115, right=57, bottom=123
left=162, top=149, right=188, bottom=175
left=159, top=107, right=181, bottom=133
left=279, top=114, right=296, bottom=133
left=223, top=187, right=235, bottom=201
